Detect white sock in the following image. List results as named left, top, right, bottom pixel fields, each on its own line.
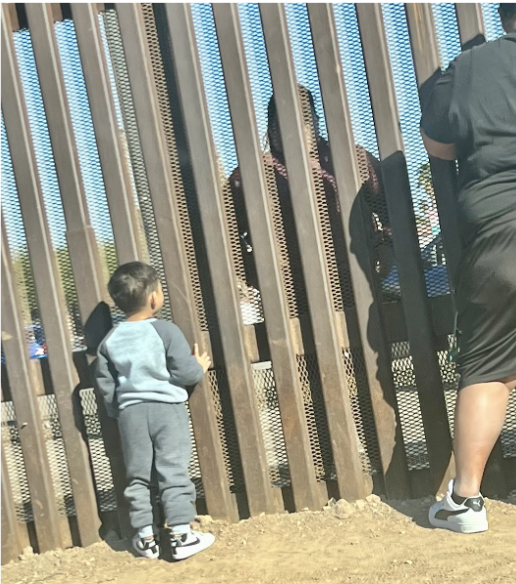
left=172, top=523, right=191, bottom=537
left=137, top=525, right=154, bottom=539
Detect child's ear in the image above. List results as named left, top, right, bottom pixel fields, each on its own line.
left=150, top=291, right=156, bottom=310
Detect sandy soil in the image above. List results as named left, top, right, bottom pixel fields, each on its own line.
left=3, top=494, right=516, bottom=584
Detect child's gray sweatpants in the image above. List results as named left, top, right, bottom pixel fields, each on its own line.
left=118, top=402, right=196, bottom=532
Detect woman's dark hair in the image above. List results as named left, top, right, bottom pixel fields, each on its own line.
left=267, top=85, right=320, bottom=160
left=108, top=262, right=160, bottom=314
left=499, top=3, right=516, bottom=19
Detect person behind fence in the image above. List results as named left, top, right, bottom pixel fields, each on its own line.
left=420, top=3, right=516, bottom=534
left=95, top=262, right=214, bottom=560
left=228, top=85, right=394, bottom=315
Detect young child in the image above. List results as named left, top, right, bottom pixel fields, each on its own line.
left=95, top=262, right=214, bottom=560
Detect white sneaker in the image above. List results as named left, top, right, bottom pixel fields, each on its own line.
left=171, top=530, right=215, bottom=561
left=429, top=479, right=488, bottom=534
left=132, top=534, right=160, bottom=559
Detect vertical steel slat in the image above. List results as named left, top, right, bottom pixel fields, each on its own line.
left=0, top=223, right=62, bottom=552
left=307, top=3, right=411, bottom=499
left=406, top=3, right=508, bottom=497
left=212, top=3, right=320, bottom=511
left=162, top=2, right=279, bottom=515
left=24, top=3, right=109, bottom=329
left=1, top=443, right=24, bottom=563
left=4, top=4, right=101, bottom=547
left=356, top=3, right=454, bottom=495
left=455, top=3, right=486, bottom=48
left=260, top=3, right=368, bottom=501
left=114, top=2, right=238, bottom=522
left=6, top=4, right=19, bottom=31
left=70, top=2, right=143, bottom=265
left=405, top=4, right=463, bottom=287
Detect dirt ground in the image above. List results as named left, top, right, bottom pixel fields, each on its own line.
left=3, top=493, right=516, bottom=584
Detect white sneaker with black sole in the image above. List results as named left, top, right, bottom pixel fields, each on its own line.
left=429, top=479, right=488, bottom=534
left=132, top=534, right=160, bottom=559
left=171, top=530, right=215, bottom=561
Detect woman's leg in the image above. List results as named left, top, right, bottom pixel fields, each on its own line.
left=453, top=375, right=515, bottom=498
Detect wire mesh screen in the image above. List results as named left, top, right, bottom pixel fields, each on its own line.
left=252, top=362, right=290, bottom=488
left=1, top=396, right=76, bottom=522
left=38, top=395, right=76, bottom=517
left=55, top=20, right=118, bottom=286
left=333, top=4, right=399, bottom=303
left=207, top=368, right=246, bottom=494
left=503, top=392, right=516, bottom=459
left=431, top=4, right=461, bottom=69
left=141, top=3, right=213, bottom=332
left=1, top=115, right=44, bottom=356
left=100, top=9, right=172, bottom=323
left=238, top=3, right=309, bottom=319
left=191, top=3, right=265, bottom=326
left=296, top=353, right=335, bottom=481
left=381, top=4, right=449, bottom=299
left=78, top=389, right=117, bottom=512
left=481, top=3, right=505, bottom=41
left=284, top=3, right=353, bottom=314
left=390, top=341, right=429, bottom=471
left=1, top=403, right=33, bottom=523
left=12, top=28, right=84, bottom=351
left=343, top=348, right=382, bottom=475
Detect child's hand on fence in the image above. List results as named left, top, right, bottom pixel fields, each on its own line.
left=193, top=343, right=211, bottom=373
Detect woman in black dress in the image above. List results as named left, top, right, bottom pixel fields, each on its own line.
left=421, top=3, right=516, bottom=533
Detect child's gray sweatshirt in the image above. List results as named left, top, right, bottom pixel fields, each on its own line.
left=95, top=318, right=204, bottom=418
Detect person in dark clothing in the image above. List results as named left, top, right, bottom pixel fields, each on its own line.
left=420, top=3, right=516, bottom=534
left=228, top=85, right=393, bottom=317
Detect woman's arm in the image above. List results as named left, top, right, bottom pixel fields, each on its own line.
left=420, top=129, right=457, bottom=161
left=420, top=60, right=457, bottom=161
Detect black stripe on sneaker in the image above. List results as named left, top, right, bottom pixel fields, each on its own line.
left=173, top=537, right=201, bottom=548
left=435, top=508, right=470, bottom=520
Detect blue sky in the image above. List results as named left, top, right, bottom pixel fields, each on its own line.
left=2, top=3, right=505, bottom=258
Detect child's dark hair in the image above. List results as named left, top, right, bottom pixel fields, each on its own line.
left=108, top=262, right=160, bottom=314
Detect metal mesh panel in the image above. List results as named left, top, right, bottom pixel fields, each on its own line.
left=481, top=3, right=505, bottom=41
left=1, top=402, right=33, bottom=523
left=238, top=4, right=309, bottom=318
left=382, top=4, right=449, bottom=299
left=503, top=391, right=516, bottom=459
left=333, top=4, right=399, bottom=303
left=100, top=9, right=172, bottom=323
left=141, top=4, right=212, bottom=331
left=1, top=397, right=76, bottom=521
left=191, top=4, right=264, bottom=325
left=1, top=115, right=44, bottom=355
left=12, top=28, right=85, bottom=351
left=184, top=403, right=204, bottom=498
left=78, top=389, right=117, bottom=511
left=55, top=20, right=118, bottom=288
left=296, top=354, right=335, bottom=481
left=431, top=4, right=461, bottom=69
left=284, top=4, right=353, bottom=314
left=344, top=348, right=382, bottom=475
left=207, top=369, right=246, bottom=493
left=38, top=395, right=75, bottom=516
left=391, top=341, right=429, bottom=471
left=252, top=362, right=290, bottom=488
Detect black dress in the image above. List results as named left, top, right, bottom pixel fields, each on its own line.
left=421, top=32, right=516, bottom=388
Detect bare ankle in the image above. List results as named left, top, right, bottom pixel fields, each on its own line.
left=453, top=478, right=481, bottom=498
